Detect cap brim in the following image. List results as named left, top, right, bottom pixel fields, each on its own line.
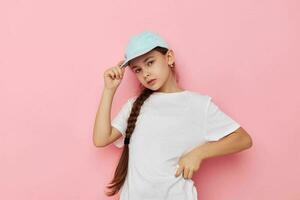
left=121, top=45, right=168, bottom=68
left=120, top=47, right=155, bottom=68
left=120, top=61, right=128, bottom=68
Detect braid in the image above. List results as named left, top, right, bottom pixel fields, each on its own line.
left=124, top=88, right=154, bottom=145
left=105, top=88, right=154, bottom=196
left=106, top=46, right=176, bottom=197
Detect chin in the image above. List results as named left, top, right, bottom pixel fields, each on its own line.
left=149, top=85, right=161, bottom=91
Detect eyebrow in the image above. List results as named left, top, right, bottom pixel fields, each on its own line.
left=131, top=56, right=155, bottom=69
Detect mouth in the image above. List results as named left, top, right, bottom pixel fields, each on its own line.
left=147, top=79, right=156, bottom=85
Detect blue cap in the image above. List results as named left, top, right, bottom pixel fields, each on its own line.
left=120, top=31, right=170, bottom=68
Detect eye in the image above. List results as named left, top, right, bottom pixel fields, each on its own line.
left=134, top=69, right=141, bottom=73
left=147, top=60, right=154, bottom=66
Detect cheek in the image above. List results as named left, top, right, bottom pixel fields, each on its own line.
left=155, top=65, right=169, bottom=78
left=137, top=75, right=146, bottom=84
left=152, top=63, right=167, bottom=75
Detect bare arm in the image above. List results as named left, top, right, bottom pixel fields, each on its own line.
left=192, top=127, right=253, bottom=160
left=93, top=60, right=126, bottom=147
left=93, top=87, right=116, bottom=147
left=175, top=127, right=252, bottom=179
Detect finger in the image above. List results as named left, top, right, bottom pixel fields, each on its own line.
left=107, top=71, right=115, bottom=80
left=175, top=164, right=183, bottom=177
left=174, top=165, right=179, bottom=177
left=120, top=66, right=125, bottom=74
left=115, top=66, right=124, bottom=79
left=188, top=168, right=194, bottom=179
left=117, top=60, right=125, bottom=68
left=112, top=67, right=120, bottom=79
left=115, top=66, right=124, bottom=78
left=183, top=167, right=189, bottom=179
left=111, top=68, right=120, bottom=79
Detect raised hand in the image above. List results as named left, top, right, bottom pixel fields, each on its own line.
left=103, top=60, right=126, bottom=90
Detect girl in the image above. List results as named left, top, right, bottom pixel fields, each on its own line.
left=93, top=31, right=252, bottom=200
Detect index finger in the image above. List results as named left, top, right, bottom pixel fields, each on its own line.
left=117, top=60, right=125, bottom=67
left=175, top=164, right=183, bottom=177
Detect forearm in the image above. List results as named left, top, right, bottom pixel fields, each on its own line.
left=93, top=87, right=116, bottom=146
left=192, top=131, right=252, bottom=160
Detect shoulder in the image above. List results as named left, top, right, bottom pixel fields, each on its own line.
left=129, top=95, right=138, bottom=102
left=186, top=90, right=211, bottom=104
left=126, top=95, right=139, bottom=106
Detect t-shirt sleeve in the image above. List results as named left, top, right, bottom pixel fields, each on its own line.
left=204, top=96, right=240, bottom=142
left=111, top=97, right=136, bottom=148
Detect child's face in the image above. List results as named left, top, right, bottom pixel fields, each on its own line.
left=128, top=49, right=175, bottom=91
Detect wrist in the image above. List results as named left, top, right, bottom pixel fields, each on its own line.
left=193, top=145, right=208, bottom=160
left=103, top=87, right=117, bottom=94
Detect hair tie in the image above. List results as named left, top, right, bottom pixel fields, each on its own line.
left=124, top=136, right=130, bottom=145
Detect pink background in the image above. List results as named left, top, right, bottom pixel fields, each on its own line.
left=1, top=0, right=299, bottom=199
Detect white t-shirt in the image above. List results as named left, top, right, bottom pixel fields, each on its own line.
left=111, top=90, right=240, bottom=200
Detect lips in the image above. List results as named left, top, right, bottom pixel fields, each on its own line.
left=147, top=79, right=156, bottom=85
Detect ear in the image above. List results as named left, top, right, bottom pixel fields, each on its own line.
left=166, top=49, right=175, bottom=65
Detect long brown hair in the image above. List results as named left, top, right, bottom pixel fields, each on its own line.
left=105, top=46, right=178, bottom=196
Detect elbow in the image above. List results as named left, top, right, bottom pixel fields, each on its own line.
left=93, top=140, right=107, bottom=148
left=241, top=133, right=253, bottom=149
left=93, top=141, right=103, bottom=148
left=235, top=127, right=253, bottom=149
left=93, top=134, right=108, bottom=148
left=93, top=138, right=101, bottom=147
left=244, top=137, right=253, bottom=149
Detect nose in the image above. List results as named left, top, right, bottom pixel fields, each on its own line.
left=142, top=68, right=150, bottom=78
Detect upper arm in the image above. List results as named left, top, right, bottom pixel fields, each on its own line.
left=232, top=127, right=253, bottom=145
left=104, top=126, right=123, bottom=146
